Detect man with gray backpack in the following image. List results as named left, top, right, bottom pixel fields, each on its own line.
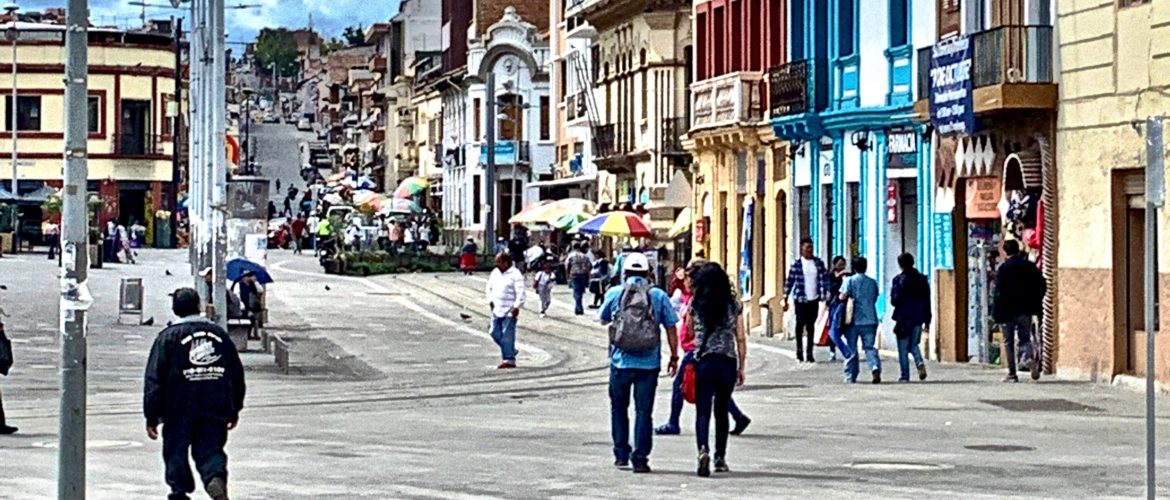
left=599, top=252, right=679, bottom=473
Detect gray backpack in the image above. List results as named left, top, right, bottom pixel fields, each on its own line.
left=610, top=283, right=660, bottom=351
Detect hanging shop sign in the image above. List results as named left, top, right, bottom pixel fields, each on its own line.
left=932, top=213, right=954, bottom=270
left=965, top=176, right=1002, bottom=219
left=886, top=128, right=917, bottom=169
left=886, top=180, right=900, bottom=224
left=929, top=35, right=974, bottom=137
left=478, top=140, right=517, bottom=165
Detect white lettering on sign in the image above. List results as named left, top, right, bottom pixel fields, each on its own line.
left=888, top=131, right=917, bottom=154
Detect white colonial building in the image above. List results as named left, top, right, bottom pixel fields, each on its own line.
left=442, top=7, right=553, bottom=239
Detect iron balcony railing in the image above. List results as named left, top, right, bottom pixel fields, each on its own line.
left=690, top=71, right=766, bottom=130
left=768, top=58, right=829, bottom=118
left=592, top=123, right=615, bottom=159
left=661, top=117, right=688, bottom=156
left=917, top=25, right=1054, bottom=100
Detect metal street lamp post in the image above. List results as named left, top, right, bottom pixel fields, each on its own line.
left=241, top=87, right=253, bottom=174
left=5, top=3, right=17, bottom=197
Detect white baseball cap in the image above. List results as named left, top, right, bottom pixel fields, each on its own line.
left=198, top=267, right=212, bottom=277
left=623, top=253, right=649, bottom=273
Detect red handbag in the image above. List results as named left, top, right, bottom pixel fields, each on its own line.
left=682, top=363, right=697, bottom=403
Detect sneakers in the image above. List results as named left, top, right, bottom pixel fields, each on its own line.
left=205, top=477, right=228, bottom=500
left=714, top=457, right=731, bottom=473
left=167, top=494, right=190, bottom=500
left=872, top=369, right=882, bottom=384
left=632, top=463, right=652, bottom=474
left=697, top=447, right=711, bottom=477
left=917, top=363, right=928, bottom=381
left=654, top=424, right=680, bottom=435
left=0, top=425, right=17, bottom=435
left=614, top=459, right=629, bottom=468
left=730, top=417, right=751, bottom=436
left=1003, top=374, right=1020, bottom=383
left=1030, top=360, right=1042, bottom=381
left=497, top=362, right=517, bottom=369
left=829, top=352, right=838, bottom=362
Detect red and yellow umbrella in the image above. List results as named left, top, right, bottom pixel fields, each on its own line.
left=572, top=211, right=652, bottom=238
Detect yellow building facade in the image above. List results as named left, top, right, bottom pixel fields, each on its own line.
left=1055, top=0, right=1170, bottom=384
left=0, top=25, right=178, bottom=241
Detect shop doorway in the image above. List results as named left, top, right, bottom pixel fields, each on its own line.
left=118, top=183, right=148, bottom=227
left=497, top=179, right=522, bottom=240
left=881, top=177, right=920, bottom=346
left=1112, top=170, right=1148, bottom=376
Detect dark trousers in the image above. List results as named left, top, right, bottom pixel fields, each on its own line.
left=0, top=386, right=6, bottom=425
left=1000, top=314, right=1034, bottom=376
left=162, top=417, right=229, bottom=495
left=47, top=235, right=59, bottom=259
left=570, top=274, right=589, bottom=315
left=664, top=352, right=745, bottom=430
left=794, top=301, right=819, bottom=361
left=694, top=354, right=738, bottom=458
left=609, top=367, right=658, bottom=466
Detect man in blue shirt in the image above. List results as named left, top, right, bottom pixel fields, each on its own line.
left=599, top=253, right=679, bottom=473
left=839, top=256, right=882, bottom=383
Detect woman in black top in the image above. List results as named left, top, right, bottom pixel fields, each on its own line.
left=690, top=262, right=748, bottom=477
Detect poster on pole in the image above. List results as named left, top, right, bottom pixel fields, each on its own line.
left=929, top=36, right=975, bottom=137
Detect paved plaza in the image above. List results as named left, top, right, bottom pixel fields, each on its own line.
left=0, top=249, right=1167, bottom=499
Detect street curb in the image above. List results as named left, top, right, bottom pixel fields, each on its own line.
left=1111, top=374, right=1170, bottom=395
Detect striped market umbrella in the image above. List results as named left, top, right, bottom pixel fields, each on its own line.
left=380, top=197, right=423, bottom=215
left=393, top=177, right=429, bottom=199
left=571, top=211, right=653, bottom=238
left=510, top=198, right=597, bottom=226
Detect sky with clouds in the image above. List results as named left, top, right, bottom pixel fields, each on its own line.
left=17, top=0, right=400, bottom=45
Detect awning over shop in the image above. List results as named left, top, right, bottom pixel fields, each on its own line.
left=668, top=206, right=692, bottom=238
left=526, top=173, right=598, bottom=189
left=0, top=186, right=17, bottom=202
left=663, top=173, right=692, bottom=209
left=21, top=186, right=57, bottom=203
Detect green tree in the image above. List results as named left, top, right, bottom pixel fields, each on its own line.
left=342, top=24, right=365, bottom=46
left=253, top=28, right=299, bottom=78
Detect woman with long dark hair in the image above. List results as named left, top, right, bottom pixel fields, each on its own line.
left=690, top=262, right=748, bottom=477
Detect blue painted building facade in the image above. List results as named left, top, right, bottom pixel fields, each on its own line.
left=769, top=0, right=936, bottom=348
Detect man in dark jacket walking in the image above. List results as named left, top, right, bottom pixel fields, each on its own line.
left=993, top=240, right=1047, bottom=382
left=890, top=253, right=931, bottom=382
left=145, top=288, right=246, bottom=500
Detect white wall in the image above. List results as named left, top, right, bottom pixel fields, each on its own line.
left=858, top=0, right=891, bottom=108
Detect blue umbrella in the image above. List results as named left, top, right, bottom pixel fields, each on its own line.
left=226, top=258, right=274, bottom=284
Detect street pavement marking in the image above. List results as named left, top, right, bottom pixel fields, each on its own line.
left=349, top=333, right=368, bottom=339
left=269, top=260, right=554, bottom=367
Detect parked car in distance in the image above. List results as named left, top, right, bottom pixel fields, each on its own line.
left=297, top=117, right=312, bottom=131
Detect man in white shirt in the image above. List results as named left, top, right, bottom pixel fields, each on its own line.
left=781, top=238, right=829, bottom=363
left=485, top=252, right=527, bottom=369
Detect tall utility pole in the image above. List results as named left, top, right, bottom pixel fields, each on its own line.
left=1144, top=116, right=1164, bottom=500
left=6, top=4, right=18, bottom=198
left=484, top=72, right=495, bottom=249
left=210, top=0, right=227, bottom=329
left=187, top=0, right=202, bottom=280
left=59, top=0, right=90, bottom=494
left=170, top=17, right=182, bottom=248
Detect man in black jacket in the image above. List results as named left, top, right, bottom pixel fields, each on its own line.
left=993, top=240, right=1047, bottom=382
left=145, top=288, right=246, bottom=500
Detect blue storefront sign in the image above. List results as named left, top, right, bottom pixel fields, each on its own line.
left=929, top=36, right=974, bottom=137
left=932, top=212, right=954, bottom=270
left=479, top=140, right=517, bottom=165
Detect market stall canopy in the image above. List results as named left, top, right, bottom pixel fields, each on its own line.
left=571, top=211, right=653, bottom=238
left=668, top=206, right=692, bottom=238
left=380, top=198, right=422, bottom=215
left=509, top=198, right=596, bottom=226
left=393, top=176, right=429, bottom=199
left=0, top=186, right=17, bottom=202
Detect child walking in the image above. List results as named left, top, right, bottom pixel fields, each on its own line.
left=534, top=259, right=556, bottom=317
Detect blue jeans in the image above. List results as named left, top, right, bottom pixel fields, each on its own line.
left=489, top=316, right=517, bottom=363
left=609, top=367, right=658, bottom=466
left=663, top=352, right=745, bottom=431
left=570, top=274, right=589, bottom=315
left=1000, top=314, right=1033, bottom=376
left=896, top=324, right=925, bottom=381
left=694, top=354, right=737, bottom=457
left=843, top=324, right=880, bottom=382
left=828, top=301, right=852, bottom=359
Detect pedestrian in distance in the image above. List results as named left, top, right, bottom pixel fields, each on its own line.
left=566, top=243, right=593, bottom=315
left=890, top=253, right=930, bottom=382
left=825, top=256, right=848, bottom=361
left=267, top=200, right=277, bottom=220
left=688, top=262, right=749, bottom=477
left=118, top=223, right=136, bottom=264
left=588, top=251, right=611, bottom=309
left=840, top=256, right=882, bottom=384
left=782, top=238, right=829, bottom=363
left=994, top=239, right=1047, bottom=382
left=44, top=221, right=60, bottom=260
left=656, top=259, right=751, bottom=438
left=485, top=252, right=527, bottom=369
left=459, top=238, right=478, bottom=275
left=0, top=301, right=17, bottom=435
left=599, top=253, right=680, bottom=474
left=306, top=213, right=320, bottom=256
left=144, top=288, right=246, bottom=500
left=534, top=258, right=556, bottom=317
left=290, top=216, right=306, bottom=254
